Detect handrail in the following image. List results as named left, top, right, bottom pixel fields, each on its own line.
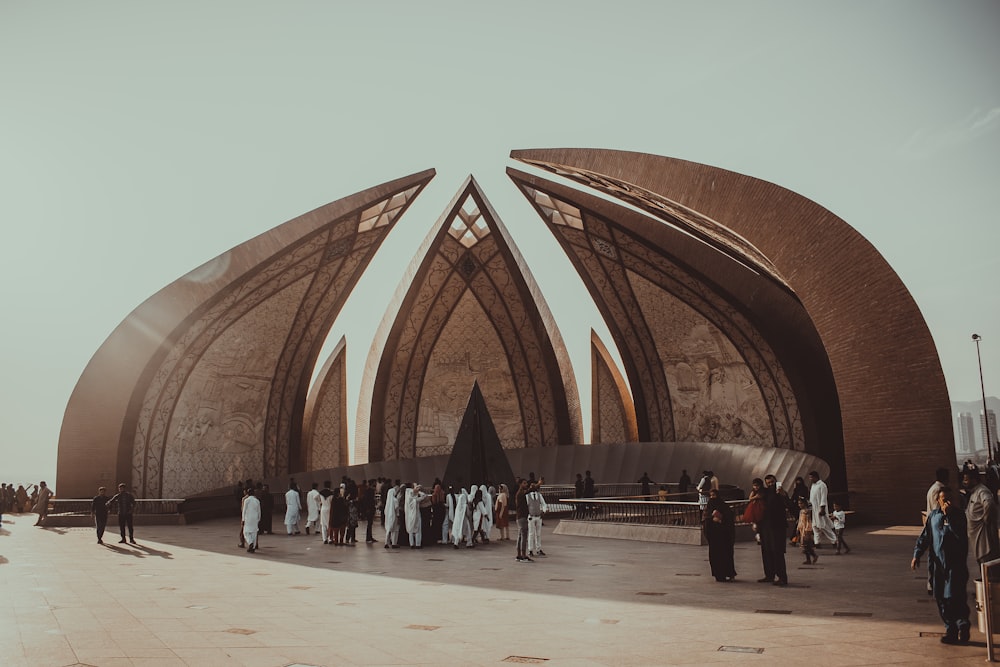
left=556, top=497, right=757, bottom=528
left=48, top=498, right=185, bottom=514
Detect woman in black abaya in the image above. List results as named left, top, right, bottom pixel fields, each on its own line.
left=703, top=488, right=737, bottom=582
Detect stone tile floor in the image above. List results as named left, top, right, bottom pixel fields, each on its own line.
left=0, top=514, right=993, bottom=666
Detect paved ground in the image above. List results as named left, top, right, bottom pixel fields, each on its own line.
left=1, top=512, right=994, bottom=666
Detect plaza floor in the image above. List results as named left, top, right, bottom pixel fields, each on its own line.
left=0, top=512, right=993, bottom=666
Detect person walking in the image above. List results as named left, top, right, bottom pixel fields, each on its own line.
left=305, top=482, right=322, bottom=536
left=32, top=481, right=54, bottom=526
left=241, top=487, right=261, bottom=553
left=832, top=501, right=851, bottom=555
left=91, top=486, right=109, bottom=544
left=107, top=483, right=137, bottom=544
left=807, top=471, right=837, bottom=546
left=284, top=482, right=302, bottom=535
left=912, top=485, right=971, bottom=645
left=796, top=498, right=817, bottom=564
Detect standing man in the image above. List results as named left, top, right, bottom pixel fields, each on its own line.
left=678, top=469, right=691, bottom=494
left=515, top=479, right=531, bottom=563
left=361, top=480, right=377, bottom=543
left=241, top=486, right=261, bottom=553
left=807, top=471, right=837, bottom=546
left=107, top=483, right=137, bottom=544
left=912, top=485, right=971, bottom=645
left=638, top=472, right=654, bottom=500
left=305, top=482, right=322, bottom=536
left=33, top=480, right=54, bottom=526
left=584, top=470, right=596, bottom=518
left=758, top=474, right=788, bottom=586
left=284, top=481, right=302, bottom=535
left=91, top=486, right=109, bottom=544
left=964, top=468, right=1000, bottom=564
left=526, top=482, right=548, bottom=557
left=573, top=473, right=584, bottom=518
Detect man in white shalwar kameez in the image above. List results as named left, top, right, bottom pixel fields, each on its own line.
left=319, top=481, right=334, bottom=544
left=305, top=482, right=322, bottom=535
left=481, top=485, right=494, bottom=543
left=383, top=484, right=400, bottom=548
left=808, top=471, right=837, bottom=545
left=405, top=485, right=428, bottom=548
left=284, top=482, right=302, bottom=535
left=451, top=488, right=471, bottom=548
left=443, top=487, right=456, bottom=544
left=242, top=488, right=261, bottom=553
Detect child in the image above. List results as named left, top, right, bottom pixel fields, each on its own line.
left=797, top=498, right=817, bottom=564
left=832, top=502, right=850, bottom=554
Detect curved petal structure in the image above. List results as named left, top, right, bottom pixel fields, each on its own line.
left=359, top=176, right=582, bottom=462
left=511, top=148, right=953, bottom=522
left=57, top=170, right=434, bottom=498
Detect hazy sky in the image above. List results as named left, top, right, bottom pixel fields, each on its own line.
left=2, top=2, right=998, bottom=487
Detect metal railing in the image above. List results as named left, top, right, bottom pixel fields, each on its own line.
left=48, top=498, right=185, bottom=515
left=559, top=497, right=755, bottom=527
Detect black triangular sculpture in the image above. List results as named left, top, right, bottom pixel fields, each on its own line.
left=442, top=381, right=517, bottom=495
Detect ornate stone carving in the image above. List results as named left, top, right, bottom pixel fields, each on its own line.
left=364, top=177, right=581, bottom=462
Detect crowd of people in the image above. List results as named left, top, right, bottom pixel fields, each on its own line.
left=235, top=474, right=553, bottom=563
left=702, top=470, right=848, bottom=587
left=0, top=480, right=53, bottom=526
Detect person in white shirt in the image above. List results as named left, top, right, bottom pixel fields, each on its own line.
left=283, top=482, right=302, bottom=535
left=305, top=482, right=322, bottom=536
left=831, top=502, right=850, bottom=555
left=241, top=487, right=261, bottom=553
left=807, top=471, right=837, bottom=546
left=526, top=482, right=548, bottom=557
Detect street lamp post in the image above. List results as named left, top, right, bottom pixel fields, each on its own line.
left=973, top=333, right=993, bottom=462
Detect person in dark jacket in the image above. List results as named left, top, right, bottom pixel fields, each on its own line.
left=703, top=488, right=736, bottom=582
left=107, top=483, right=137, bottom=544
left=912, top=485, right=971, bottom=644
left=757, top=474, right=788, bottom=586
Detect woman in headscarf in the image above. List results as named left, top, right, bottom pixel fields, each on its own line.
left=494, top=483, right=510, bottom=541
left=405, top=484, right=428, bottom=548
left=703, top=488, right=737, bottom=582
left=383, top=483, right=400, bottom=549
left=330, top=487, right=349, bottom=545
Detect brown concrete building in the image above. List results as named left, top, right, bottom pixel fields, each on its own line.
left=56, top=149, right=953, bottom=523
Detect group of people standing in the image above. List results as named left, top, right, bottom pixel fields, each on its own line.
left=1, top=480, right=53, bottom=526
left=912, top=464, right=1000, bottom=646
left=702, top=470, right=845, bottom=586
left=235, top=475, right=553, bottom=563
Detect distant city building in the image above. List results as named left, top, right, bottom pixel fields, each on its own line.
left=983, top=409, right=998, bottom=455
left=957, top=412, right=977, bottom=454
